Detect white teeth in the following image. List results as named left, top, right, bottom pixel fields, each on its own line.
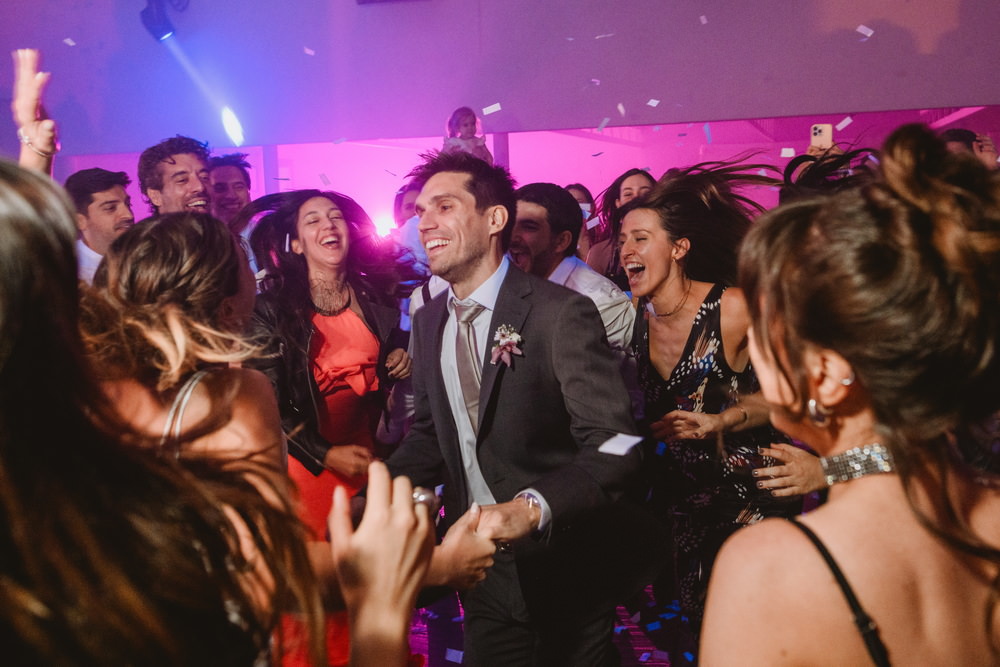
left=625, top=262, right=645, bottom=271
left=188, top=200, right=207, bottom=207
left=425, top=239, right=449, bottom=250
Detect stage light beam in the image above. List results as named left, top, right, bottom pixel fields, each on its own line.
left=221, top=107, right=245, bottom=147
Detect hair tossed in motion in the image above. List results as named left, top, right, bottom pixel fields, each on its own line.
left=779, top=147, right=880, bottom=204
left=408, top=150, right=518, bottom=251
left=624, top=158, right=779, bottom=285
left=247, top=189, right=426, bottom=308
left=0, top=159, right=324, bottom=665
left=83, top=212, right=255, bottom=393
left=739, top=123, right=1000, bottom=653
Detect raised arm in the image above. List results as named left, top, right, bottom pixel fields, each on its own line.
left=11, top=49, right=57, bottom=176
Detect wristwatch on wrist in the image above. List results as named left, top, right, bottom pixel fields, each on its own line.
left=515, top=491, right=542, bottom=528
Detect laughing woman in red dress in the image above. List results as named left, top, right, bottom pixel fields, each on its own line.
left=247, top=190, right=425, bottom=666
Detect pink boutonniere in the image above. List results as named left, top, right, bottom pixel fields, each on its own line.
left=490, top=324, right=523, bottom=367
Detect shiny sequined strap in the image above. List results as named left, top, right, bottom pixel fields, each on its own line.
left=160, top=369, right=211, bottom=451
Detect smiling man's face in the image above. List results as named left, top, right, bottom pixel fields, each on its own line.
left=147, top=152, right=210, bottom=214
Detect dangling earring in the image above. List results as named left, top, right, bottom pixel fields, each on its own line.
left=841, top=370, right=855, bottom=387
left=808, top=398, right=830, bottom=426
left=284, top=233, right=290, bottom=253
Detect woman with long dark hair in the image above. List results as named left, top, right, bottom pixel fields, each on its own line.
left=619, top=161, right=818, bottom=651
left=586, top=167, right=655, bottom=284
left=702, top=124, right=1000, bottom=665
left=0, top=159, right=325, bottom=666
left=247, top=189, right=425, bottom=666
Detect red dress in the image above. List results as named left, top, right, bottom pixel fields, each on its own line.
left=282, top=308, right=381, bottom=667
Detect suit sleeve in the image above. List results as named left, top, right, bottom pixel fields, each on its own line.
left=529, top=292, right=642, bottom=524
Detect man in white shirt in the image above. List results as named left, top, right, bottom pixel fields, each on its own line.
left=508, top=182, right=634, bottom=353
left=63, top=168, right=135, bottom=283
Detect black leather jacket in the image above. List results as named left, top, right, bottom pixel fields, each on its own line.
left=249, top=286, right=405, bottom=475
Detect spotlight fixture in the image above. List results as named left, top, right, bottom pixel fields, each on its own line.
left=141, top=0, right=175, bottom=41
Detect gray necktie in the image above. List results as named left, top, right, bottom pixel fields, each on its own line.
left=453, top=298, right=485, bottom=433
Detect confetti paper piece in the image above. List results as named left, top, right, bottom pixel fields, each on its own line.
left=647, top=98, right=660, bottom=107
left=639, top=653, right=651, bottom=663
left=451, top=615, right=464, bottom=623
left=758, top=168, right=768, bottom=176
left=595, top=33, right=615, bottom=39
left=599, top=433, right=642, bottom=456
left=273, top=177, right=290, bottom=181
left=592, top=151, right=604, bottom=157
left=678, top=132, right=687, bottom=137
left=700, top=15, right=708, bottom=25
left=617, top=102, right=626, bottom=117
left=856, top=24, right=874, bottom=38
left=319, top=173, right=330, bottom=186
left=645, top=621, right=662, bottom=631
left=629, top=611, right=641, bottom=624
left=445, top=648, right=464, bottom=663
left=384, top=169, right=397, bottom=177
left=333, top=137, right=347, bottom=144
left=684, top=652, right=695, bottom=662
left=703, top=122, right=713, bottom=144
left=614, top=625, right=627, bottom=635
left=591, top=78, right=601, bottom=86
left=597, top=117, right=611, bottom=132
left=482, top=102, right=502, bottom=116
left=566, top=37, right=575, bottom=41
left=303, top=46, right=315, bottom=56
left=586, top=217, right=602, bottom=230
left=655, top=441, right=667, bottom=455
left=835, top=116, right=853, bottom=131
left=63, top=38, right=77, bottom=46
left=780, top=147, right=795, bottom=158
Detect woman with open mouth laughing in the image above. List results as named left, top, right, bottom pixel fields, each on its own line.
left=245, top=189, right=425, bottom=667
left=619, top=161, right=824, bottom=657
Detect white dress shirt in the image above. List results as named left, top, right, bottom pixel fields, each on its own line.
left=76, top=237, right=103, bottom=285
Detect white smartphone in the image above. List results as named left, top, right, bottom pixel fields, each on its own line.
left=810, top=124, right=834, bottom=150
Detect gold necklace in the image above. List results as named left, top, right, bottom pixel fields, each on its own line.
left=648, top=278, right=692, bottom=318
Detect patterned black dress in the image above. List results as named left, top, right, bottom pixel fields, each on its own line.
left=633, top=283, right=798, bottom=631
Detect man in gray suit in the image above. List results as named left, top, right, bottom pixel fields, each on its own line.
left=387, top=152, right=660, bottom=666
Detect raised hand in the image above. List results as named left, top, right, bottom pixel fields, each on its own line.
left=11, top=49, right=57, bottom=173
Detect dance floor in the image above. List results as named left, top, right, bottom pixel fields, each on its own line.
left=407, top=596, right=679, bottom=666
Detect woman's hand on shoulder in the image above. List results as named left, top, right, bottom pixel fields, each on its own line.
left=385, top=347, right=412, bottom=380
left=754, top=443, right=826, bottom=496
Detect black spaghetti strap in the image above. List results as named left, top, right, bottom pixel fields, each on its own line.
left=788, top=519, right=891, bottom=667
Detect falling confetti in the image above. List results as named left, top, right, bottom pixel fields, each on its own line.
left=597, top=117, right=611, bottom=132
left=482, top=102, right=502, bottom=116
left=595, top=33, right=615, bottom=39
left=384, top=169, right=397, bottom=177
left=591, top=78, right=601, bottom=86
left=592, top=151, right=604, bottom=157
left=303, top=46, right=315, bottom=56
left=645, top=621, right=662, bottom=631
left=856, top=24, right=874, bottom=38
left=586, top=217, right=602, bottom=230
left=445, top=648, right=464, bottom=663
left=617, top=102, right=626, bottom=117
left=273, top=177, right=290, bottom=181
left=700, top=15, right=708, bottom=25
left=639, top=653, right=651, bottom=663
left=319, top=173, right=330, bottom=186
left=703, top=122, right=713, bottom=144
left=835, top=116, right=853, bottom=131
left=566, top=37, right=575, bottom=41
left=647, top=99, right=660, bottom=107
left=63, top=38, right=76, bottom=46
left=780, top=147, right=795, bottom=158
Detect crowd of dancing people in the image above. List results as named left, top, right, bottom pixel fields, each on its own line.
left=5, top=47, right=1000, bottom=666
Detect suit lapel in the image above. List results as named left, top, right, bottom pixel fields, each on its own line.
left=478, top=267, right=532, bottom=432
